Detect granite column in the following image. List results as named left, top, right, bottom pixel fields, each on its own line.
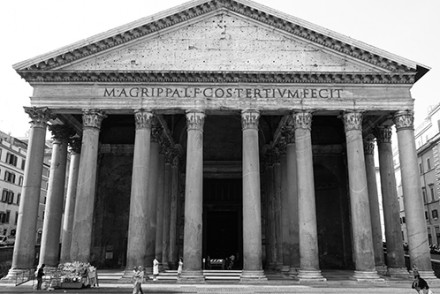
left=39, top=125, right=73, bottom=268
left=375, top=126, right=409, bottom=278
left=125, top=110, right=153, bottom=273
left=5, top=107, right=51, bottom=279
left=394, top=110, right=435, bottom=279
left=70, top=109, right=106, bottom=262
left=343, top=112, right=380, bottom=281
left=181, top=111, right=205, bottom=282
left=241, top=109, right=266, bottom=280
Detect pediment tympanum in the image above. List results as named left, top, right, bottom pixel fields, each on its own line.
left=63, top=12, right=378, bottom=73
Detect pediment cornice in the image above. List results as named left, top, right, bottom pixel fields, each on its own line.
left=19, top=70, right=415, bottom=84
left=14, top=0, right=426, bottom=79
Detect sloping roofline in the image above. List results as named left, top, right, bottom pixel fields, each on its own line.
left=13, top=0, right=430, bottom=81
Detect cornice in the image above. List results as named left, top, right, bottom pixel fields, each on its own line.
left=17, top=70, right=416, bottom=84
left=14, top=0, right=420, bottom=76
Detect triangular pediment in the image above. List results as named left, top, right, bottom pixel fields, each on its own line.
left=62, top=12, right=380, bottom=73
left=14, top=0, right=428, bottom=83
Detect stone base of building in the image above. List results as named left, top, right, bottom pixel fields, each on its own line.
left=281, top=265, right=290, bottom=274
left=352, top=270, right=384, bottom=282
left=416, top=270, right=438, bottom=280
left=240, top=270, right=267, bottom=281
left=387, top=267, right=410, bottom=279
left=297, top=270, right=326, bottom=282
left=179, top=270, right=205, bottom=283
left=288, top=267, right=298, bottom=278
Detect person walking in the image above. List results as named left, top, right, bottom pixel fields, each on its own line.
left=177, top=258, right=183, bottom=276
left=153, top=258, right=159, bottom=281
left=36, top=264, right=45, bottom=290
left=132, top=266, right=144, bottom=294
left=412, top=265, right=432, bottom=294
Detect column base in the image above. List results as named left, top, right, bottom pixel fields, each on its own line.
left=387, top=267, right=410, bottom=279
left=297, top=269, right=326, bottom=282
left=1, top=268, right=34, bottom=283
left=375, top=265, right=388, bottom=276
left=352, top=270, right=384, bottom=282
left=240, top=270, right=267, bottom=282
left=416, top=270, right=438, bottom=280
left=179, top=270, right=205, bottom=283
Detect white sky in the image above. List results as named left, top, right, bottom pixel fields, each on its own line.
left=1, top=0, right=439, bottom=138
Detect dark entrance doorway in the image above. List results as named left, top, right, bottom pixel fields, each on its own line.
left=203, top=178, right=243, bottom=269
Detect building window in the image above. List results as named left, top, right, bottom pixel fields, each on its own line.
left=419, top=163, right=423, bottom=174
left=14, top=212, right=18, bottom=225
left=1, top=190, right=8, bottom=202
left=7, top=191, right=14, bottom=204
left=432, top=209, right=438, bottom=219
left=16, top=193, right=20, bottom=206
left=21, top=159, right=25, bottom=170
left=5, top=153, right=18, bottom=166
left=422, top=188, right=427, bottom=204
left=425, top=211, right=429, bottom=220
left=402, top=217, right=406, bottom=223
left=18, top=176, right=23, bottom=186
left=430, top=184, right=435, bottom=201
left=427, top=158, right=431, bottom=170
left=4, top=171, right=16, bottom=184
left=0, top=212, right=5, bottom=224
left=5, top=211, right=10, bottom=224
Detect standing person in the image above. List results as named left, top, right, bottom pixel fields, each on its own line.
left=36, top=264, right=45, bottom=290
left=177, top=258, right=183, bottom=276
left=153, top=258, right=159, bottom=281
left=132, top=266, right=144, bottom=294
left=412, top=265, right=432, bottom=294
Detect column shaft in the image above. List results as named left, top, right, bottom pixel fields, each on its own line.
left=363, top=137, right=386, bottom=274
left=273, top=153, right=283, bottom=271
left=343, top=112, right=380, bottom=281
left=241, top=110, right=265, bottom=280
left=7, top=108, right=51, bottom=278
left=394, top=111, right=434, bottom=278
left=39, top=125, right=72, bottom=268
left=376, top=126, right=408, bottom=278
left=60, top=138, right=81, bottom=263
left=279, top=145, right=291, bottom=273
left=294, top=112, right=325, bottom=281
left=70, top=110, right=106, bottom=262
left=162, top=154, right=172, bottom=269
left=125, top=110, right=153, bottom=272
left=168, top=155, right=180, bottom=269
left=181, top=111, right=205, bottom=281
left=155, top=151, right=165, bottom=260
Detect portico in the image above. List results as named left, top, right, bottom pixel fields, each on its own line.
left=4, top=0, right=435, bottom=284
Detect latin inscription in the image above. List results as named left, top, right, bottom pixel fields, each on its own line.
left=103, top=87, right=343, bottom=99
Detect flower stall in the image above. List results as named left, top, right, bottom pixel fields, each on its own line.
left=59, top=262, right=97, bottom=289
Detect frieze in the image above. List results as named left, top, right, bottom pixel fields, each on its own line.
left=18, top=70, right=416, bottom=84
left=342, top=112, right=363, bottom=132
left=24, top=106, right=53, bottom=128
left=293, top=112, right=312, bottom=131
left=393, top=110, right=414, bottom=131
left=241, top=109, right=260, bottom=130
left=374, top=126, right=392, bottom=144
left=18, top=0, right=414, bottom=73
left=82, top=109, right=106, bottom=130
left=134, top=110, right=153, bottom=130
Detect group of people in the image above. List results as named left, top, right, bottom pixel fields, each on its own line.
left=131, top=258, right=183, bottom=294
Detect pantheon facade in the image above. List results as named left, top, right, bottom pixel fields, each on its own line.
left=5, top=0, right=436, bottom=282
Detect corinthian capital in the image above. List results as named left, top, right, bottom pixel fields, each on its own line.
left=49, top=125, right=75, bottom=144
left=69, top=136, right=82, bottom=154
left=343, top=112, right=363, bottom=132
left=134, top=110, right=153, bottom=130
left=241, top=109, right=260, bottom=130
left=374, top=126, right=392, bottom=144
left=393, top=110, right=414, bottom=131
left=293, top=112, right=312, bottom=131
left=82, top=109, right=106, bottom=130
left=186, top=111, right=205, bottom=131
left=363, top=135, right=375, bottom=155
left=24, top=107, right=53, bottom=128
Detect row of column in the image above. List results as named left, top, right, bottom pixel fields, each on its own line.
left=4, top=107, right=436, bottom=283
left=260, top=111, right=436, bottom=281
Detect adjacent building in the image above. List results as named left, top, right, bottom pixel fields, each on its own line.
left=3, top=0, right=437, bottom=283
left=0, top=131, right=50, bottom=243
